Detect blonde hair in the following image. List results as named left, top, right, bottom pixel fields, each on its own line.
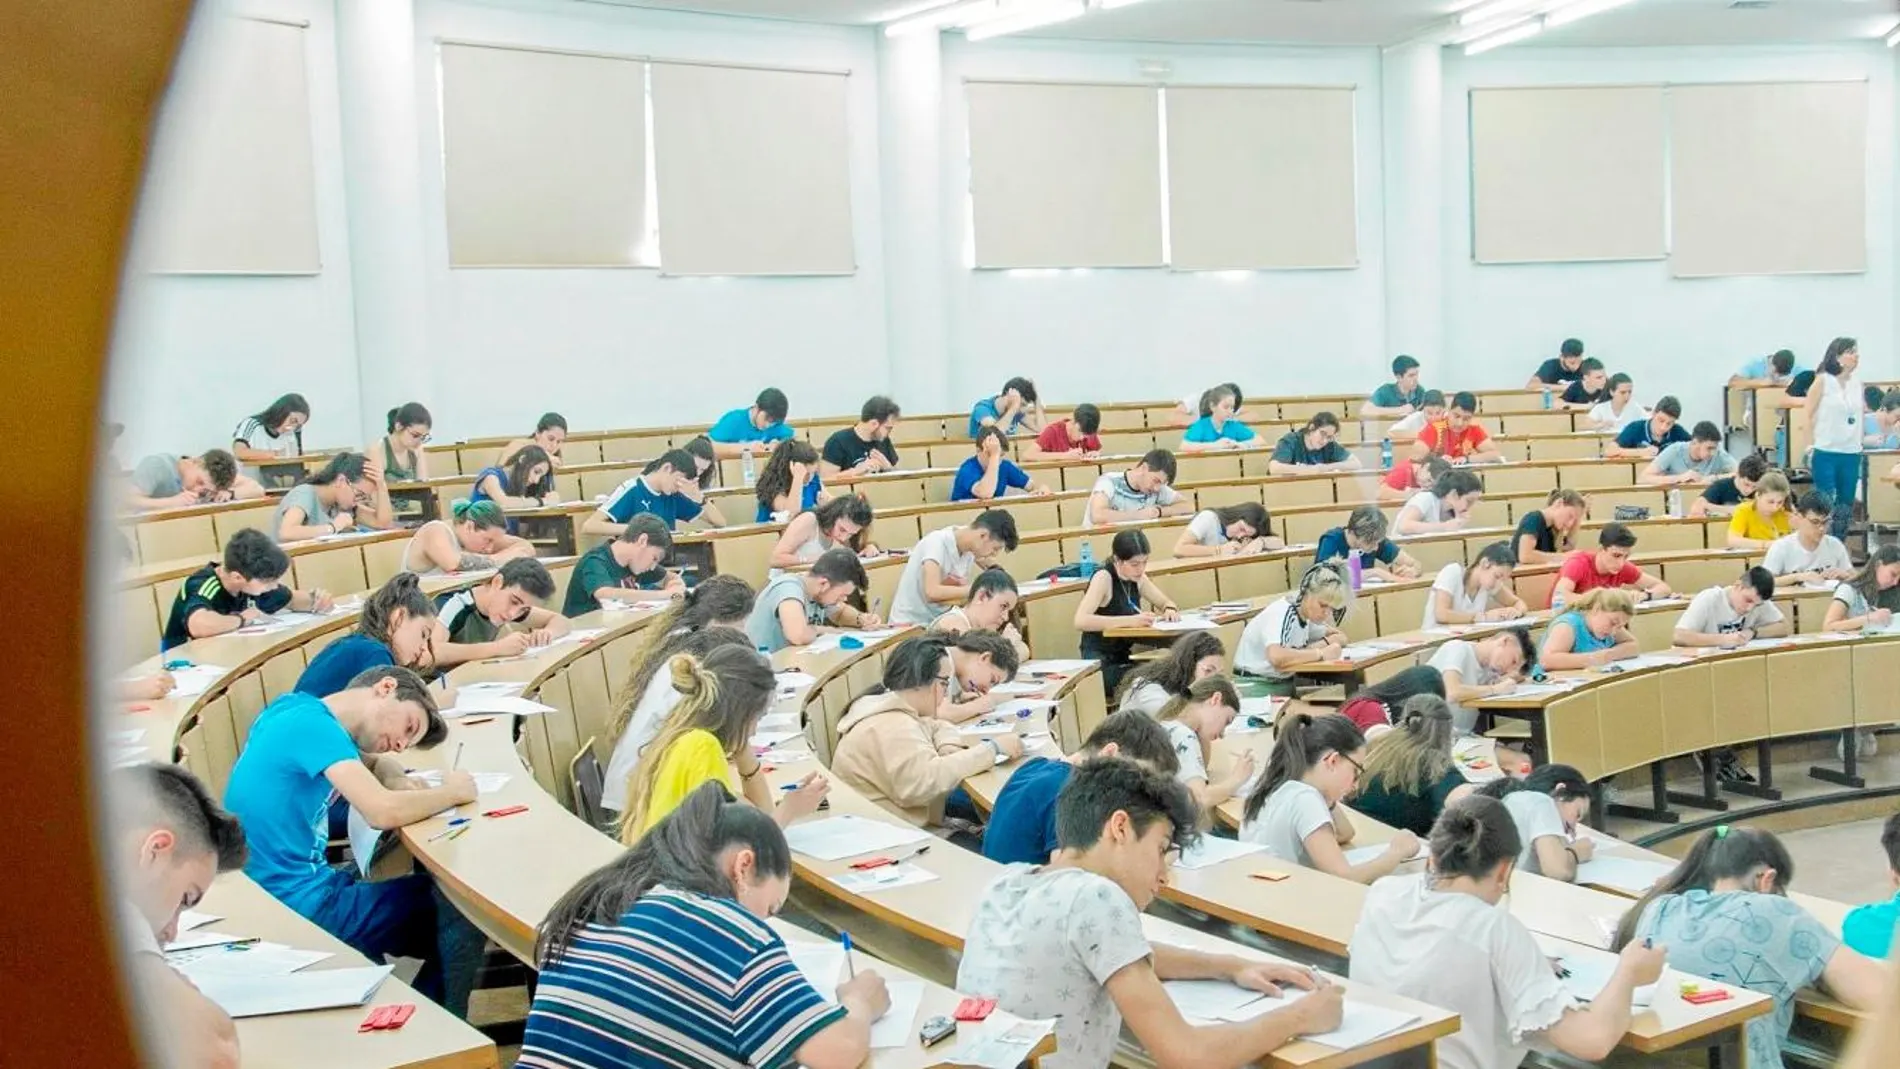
left=1297, top=561, right=1352, bottom=613
left=616, top=648, right=774, bottom=843
left=1569, top=586, right=1637, bottom=616
left=1755, top=471, right=1791, bottom=499
left=1546, top=488, right=1586, bottom=510
left=1359, top=695, right=1455, bottom=795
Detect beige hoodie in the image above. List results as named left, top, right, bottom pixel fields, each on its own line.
left=830, top=690, right=996, bottom=828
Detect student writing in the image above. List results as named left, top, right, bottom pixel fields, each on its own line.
left=164, top=529, right=333, bottom=647
left=1116, top=630, right=1225, bottom=717
left=271, top=452, right=389, bottom=543
left=230, top=392, right=309, bottom=474
left=1395, top=467, right=1484, bottom=535
left=293, top=573, right=441, bottom=697
left=1268, top=413, right=1361, bottom=475
left=1086, top=449, right=1190, bottom=525
left=1173, top=501, right=1279, bottom=557
left=938, top=629, right=1021, bottom=723
left=563, top=514, right=680, bottom=617
left=1412, top=392, right=1501, bottom=464
left=1361, top=354, right=1425, bottom=418
left=1239, top=711, right=1419, bottom=881
left=1586, top=372, right=1648, bottom=430
left=1548, top=522, right=1671, bottom=608
left=470, top=444, right=556, bottom=512
left=1422, top=541, right=1525, bottom=628
left=1540, top=587, right=1640, bottom=670
left=430, top=557, right=570, bottom=667
left=1640, top=420, right=1735, bottom=487
left=1352, top=694, right=1475, bottom=837
left=1606, top=395, right=1687, bottom=458
left=1023, top=403, right=1103, bottom=459
left=1689, top=453, right=1767, bottom=519
left=768, top=493, right=877, bottom=572
left=369, top=402, right=432, bottom=482
left=1379, top=452, right=1449, bottom=502
left=1761, top=491, right=1853, bottom=587
left=1315, top=505, right=1422, bottom=581
left=744, top=547, right=875, bottom=654
left=929, top=566, right=1030, bottom=661
left=1234, top=563, right=1350, bottom=696
left=498, top=413, right=566, bottom=473
left=1429, top=629, right=1536, bottom=734
left=1074, top=529, right=1181, bottom=693
left=1512, top=488, right=1585, bottom=565
left=818, top=395, right=900, bottom=483
left=980, top=711, right=1179, bottom=866
left=1558, top=358, right=1608, bottom=407
left=706, top=387, right=793, bottom=459
left=889, top=509, right=1018, bottom=626
left=1181, top=384, right=1257, bottom=452
left=1527, top=337, right=1588, bottom=387
left=1156, top=675, right=1254, bottom=813
left=1477, top=763, right=1594, bottom=882
left=1821, top=543, right=1900, bottom=632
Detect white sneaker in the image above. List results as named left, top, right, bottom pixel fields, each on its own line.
left=1860, top=730, right=1878, bottom=758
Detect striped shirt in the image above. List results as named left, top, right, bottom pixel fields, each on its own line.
left=231, top=415, right=299, bottom=454
left=518, top=888, right=843, bottom=1069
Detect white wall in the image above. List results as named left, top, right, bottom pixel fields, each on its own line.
left=107, top=0, right=1900, bottom=459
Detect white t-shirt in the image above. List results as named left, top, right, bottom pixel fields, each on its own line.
left=1120, top=680, right=1171, bottom=717
left=890, top=526, right=974, bottom=626
left=1403, top=490, right=1446, bottom=526
left=1238, top=779, right=1333, bottom=865
left=1349, top=873, right=1575, bottom=1069
left=1762, top=533, right=1851, bottom=577
left=1236, top=597, right=1326, bottom=679
left=1186, top=509, right=1226, bottom=547
left=602, top=671, right=684, bottom=813
left=1163, top=720, right=1207, bottom=785
left=1424, top=563, right=1493, bottom=629
left=1833, top=581, right=1883, bottom=621
left=957, top=867, right=1153, bottom=1069
left=1087, top=473, right=1180, bottom=525
left=1587, top=399, right=1648, bottom=428
left=1501, top=791, right=1570, bottom=876
left=1429, top=640, right=1495, bottom=734
left=1675, top=585, right=1784, bottom=636
left=1390, top=409, right=1430, bottom=436
left=1812, top=372, right=1864, bottom=454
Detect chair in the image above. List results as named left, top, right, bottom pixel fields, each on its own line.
left=570, top=735, right=608, bottom=832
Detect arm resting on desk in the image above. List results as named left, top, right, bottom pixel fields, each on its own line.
left=325, top=760, right=473, bottom=830
left=1110, top=955, right=1333, bottom=1069
left=139, top=957, right=240, bottom=1069
left=1820, top=944, right=1887, bottom=1011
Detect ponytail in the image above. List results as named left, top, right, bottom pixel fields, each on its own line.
left=1477, top=762, right=1591, bottom=804
left=1241, top=712, right=1364, bottom=824
left=387, top=402, right=432, bottom=434
left=616, top=647, right=775, bottom=843
left=1612, top=825, right=1794, bottom=950
left=605, top=626, right=750, bottom=747
left=1427, top=795, right=1521, bottom=881
left=357, top=572, right=434, bottom=646
left=303, top=451, right=368, bottom=488
left=1155, top=675, right=1240, bottom=723
left=1358, top=694, right=1454, bottom=794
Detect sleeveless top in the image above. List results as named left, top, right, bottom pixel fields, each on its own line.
left=402, top=519, right=462, bottom=577
left=381, top=437, right=418, bottom=482
left=1546, top=610, right=1615, bottom=655
left=1811, top=372, right=1863, bottom=455
left=1080, top=572, right=1143, bottom=664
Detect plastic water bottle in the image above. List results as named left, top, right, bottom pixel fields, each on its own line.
left=1667, top=488, right=1683, bottom=517
left=1078, top=541, right=1097, bottom=580
left=1347, top=550, right=1364, bottom=591
left=1774, top=423, right=1788, bottom=468
left=740, top=443, right=756, bottom=487
left=1380, top=437, right=1393, bottom=469
left=1551, top=591, right=1567, bottom=614
left=1541, top=387, right=1553, bottom=410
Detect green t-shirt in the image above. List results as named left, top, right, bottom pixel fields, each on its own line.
left=1353, top=767, right=1467, bottom=837
left=564, top=543, right=634, bottom=617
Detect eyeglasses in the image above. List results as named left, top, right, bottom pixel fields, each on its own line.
left=1338, top=751, right=1366, bottom=781
left=933, top=675, right=952, bottom=690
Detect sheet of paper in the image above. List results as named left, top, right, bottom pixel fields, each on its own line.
left=1173, top=835, right=1265, bottom=871
left=1216, top=990, right=1420, bottom=1049
left=987, top=680, right=1049, bottom=696
left=412, top=770, right=511, bottom=794
left=457, top=681, right=525, bottom=696
left=807, top=627, right=910, bottom=653
left=750, top=729, right=803, bottom=748
left=441, top=694, right=556, bottom=718
left=1337, top=644, right=1398, bottom=663
left=1021, top=659, right=1096, bottom=675
left=1165, top=978, right=1271, bottom=1021
left=164, top=929, right=254, bottom=953
left=958, top=722, right=1019, bottom=738
left=1537, top=936, right=1657, bottom=1006
left=490, top=629, right=606, bottom=661
left=786, top=944, right=846, bottom=990
left=1615, top=653, right=1693, bottom=671
left=1344, top=841, right=1427, bottom=866
left=834, top=863, right=940, bottom=894
left=1152, top=616, right=1220, bottom=632
left=869, top=981, right=928, bottom=1049
left=195, top=964, right=393, bottom=1018
left=1574, top=855, right=1673, bottom=895
left=945, top=1021, right=1057, bottom=1069
left=783, top=816, right=932, bottom=861
left=345, top=806, right=385, bottom=877
left=1495, top=680, right=1585, bottom=699
left=776, top=670, right=820, bottom=691
left=163, top=664, right=230, bottom=699
left=176, top=909, right=220, bottom=932
left=174, top=942, right=332, bottom=978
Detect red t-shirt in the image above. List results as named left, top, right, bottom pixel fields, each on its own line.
left=1338, top=696, right=1393, bottom=734
left=1036, top=421, right=1101, bottom=454
left=1554, top=550, right=1641, bottom=605
left=1381, top=464, right=1418, bottom=493
left=1418, top=420, right=1491, bottom=459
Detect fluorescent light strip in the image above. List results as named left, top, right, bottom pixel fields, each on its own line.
left=1463, top=16, right=1544, bottom=54
left=1097, top=0, right=1154, bottom=9
left=884, top=0, right=997, bottom=37
left=1544, top=0, right=1641, bottom=28
left=1459, top=0, right=1548, bottom=27
left=1450, top=11, right=1547, bottom=44
left=1886, top=23, right=1900, bottom=47
left=965, top=0, right=1088, bottom=41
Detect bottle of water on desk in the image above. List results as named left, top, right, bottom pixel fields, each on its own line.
left=1542, top=387, right=1552, bottom=410
left=1078, top=541, right=1097, bottom=580
left=741, top=443, right=756, bottom=487
left=1775, top=424, right=1788, bottom=469
left=1347, top=549, right=1364, bottom=590
left=1667, top=488, right=1683, bottom=517
left=1380, top=437, right=1393, bottom=469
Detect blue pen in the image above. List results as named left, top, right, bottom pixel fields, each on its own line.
left=841, top=931, right=855, bottom=979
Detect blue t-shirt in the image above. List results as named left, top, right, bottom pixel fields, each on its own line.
left=950, top=456, right=1030, bottom=502
left=1615, top=419, right=1691, bottom=450
left=707, top=407, right=793, bottom=447
left=1738, top=356, right=1804, bottom=382
left=1843, top=892, right=1900, bottom=959
left=968, top=397, right=1024, bottom=439
left=1315, top=527, right=1399, bottom=566
left=1183, top=417, right=1257, bottom=445
left=754, top=476, right=825, bottom=523
left=1544, top=610, right=1616, bottom=656
left=295, top=634, right=395, bottom=698
left=602, top=475, right=704, bottom=530
left=222, top=692, right=359, bottom=915
left=982, top=757, right=1074, bottom=865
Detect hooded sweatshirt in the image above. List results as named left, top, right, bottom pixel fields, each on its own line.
left=829, top=690, right=996, bottom=828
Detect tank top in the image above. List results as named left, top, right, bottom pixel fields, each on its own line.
left=402, top=519, right=462, bottom=577
left=1080, top=572, right=1143, bottom=664
left=382, top=437, right=418, bottom=482
left=1811, top=372, right=1863, bottom=454
left=1547, top=610, right=1615, bottom=655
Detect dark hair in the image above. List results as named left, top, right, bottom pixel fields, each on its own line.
left=1073, top=403, right=1102, bottom=435
left=1821, top=337, right=1858, bottom=377
left=505, top=445, right=552, bottom=497
left=222, top=528, right=289, bottom=583
left=535, top=412, right=568, bottom=435
left=200, top=449, right=238, bottom=491
left=1198, top=384, right=1240, bottom=418
left=1597, top=522, right=1638, bottom=550
left=358, top=572, right=435, bottom=645
left=498, top=557, right=556, bottom=600
left=813, top=494, right=874, bottom=550
left=1348, top=664, right=1445, bottom=710
left=1736, top=455, right=1769, bottom=483
left=1561, top=338, right=1584, bottom=358
left=1431, top=468, right=1483, bottom=499
left=879, top=635, right=951, bottom=693
left=861, top=395, right=901, bottom=423
left=1118, top=630, right=1225, bottom=702
left=1242, top=712, right=1365, bottom=824
left=1795, top=490, right=1833, bottom=518
left=1845, top=544, right=1900, bottom=610
left=972, top=509, right=1020, bottom=552
left=1478, top=762, right=1591, bottom=804
left=1865, top=385, right=1888, bottom=412
left=1003, top=376, right=1038, bottom=404
left=951, top=628, right=1021, bottom=679
left=1654, top=396, right=1683, bottom=420
left=387, top=402, right=432, bottom=434
left=1418, top=389, right=1446, bottom=409
left=303, top=451, right=368, bottom=488
left=1392, top=354, right=1419, bottom=376
left=683, top=436, right=718, bottom=489
left=1612, top=826, right=1795, bottom=950
left=619, top=513, right=675, bottom=551
left=1306, top=412, right=1341, bottom=433
left=754, top=439, right=819, bottom=512
left=754, top=388, right=789, bottom=423
left=644, top=448, right=698, bottom=478
left=1450, top=391, right=1478, bottom=414
left=966, top=566, right=1018, bottom=605
left=1882, top=813, right=1900, bottom=874
left=1428, top=795, right=1522, bottom=881
left=1770, top=349, right=1796, bottom=375
left=1054, top=756, right=1201, bottom=855
left=809, top=546, right=869, bottom=592
left=1343, top=504, right=1388, bottom=545
left=120, top=763, right=247, bottom=872
left=1690, top=421, right=1722, bottom=444
left=538, top=783, right=789, bottom=968
left=608, top=626, right=751, bottom=745
left=1741, top=565, right=1775, bottom=601
left=1139, top=448, right=1178, bottom=482
left=974, top=424, right=1010, bottom=454
left=1082, top=711, right=1181, bottom=775
left=1471, top=540, right=1516, bottom=571
left=345, top=664, right=446, bottom=748
left=253, top=393, right=310, bottom=435
left=1500, top=626, right=1538, bottom=670
left=1212, top=501, right=1272, bottom=539
left=1110, top=529, right=1150, bottom=562
left=1577, top=358, right=1604, bottom=375
left=1607, top=372, right=1631, bottom=390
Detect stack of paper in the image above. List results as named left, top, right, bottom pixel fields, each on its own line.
left=1344, top=841, right=1428, bottom=866
left=456, top=681, right=525, bottom=698
left=1165, top=979, right=1275, bottom=1020
left=1173, top=836, right=1265, bottom=871
left=172, top=942, right=332, bottom=978
left=194, top=965, right=393, bottom=1018
left=441, top=694, right=556, bottom=718
left=835, top=863, right=939, bottom=894
left=1574, top=855, right=1673, bottom=896
left=783, top=816, right=932, bottom=861
left=951, top=1021, right=1058, bottom=1069
left=164, top=664, right=230, bottom=699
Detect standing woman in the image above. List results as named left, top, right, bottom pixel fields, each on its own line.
left=402, top=499, right=534, bottom=577
left=271, top=452, right=388, bottom=543
left=753, top=439, right=825, bottom=523
left=1804, top=337, right=1864, bottom=541
left=231, top=392, right=310, bottom=473
left=1352, top=695, right=1475, bottom=837
left=1073, top=530, right=1182, bottom=693
left=1478, top=763, right=1595, bottom=882
left=1422, top=541, right=1526, bottom=628
left=472, top=444, right=558, bottom=511
left=500, top=413, right=567, bottom=472
left=521, top=784, right=889, bottom=1069
left=1115, top=630, right=1226, bottom=716
left=369, top=403, right=432, bottom=483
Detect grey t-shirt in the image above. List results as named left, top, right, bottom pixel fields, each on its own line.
left=132, top=454, right=183, bottom=499
left=1238, top=779, right=1334, bottom=865
left=270, top=483, right=333, bottom=544
left=956, top=866, right=1153, bottom=1069
left=746, top=572, right=830, bottom=653
left=1654, top=442, right=1736, bottom=478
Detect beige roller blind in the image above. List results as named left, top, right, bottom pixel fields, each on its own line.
left=1669, top=81, right=1868, bottom=277
left=439, top=44, right=648, bottom=267
left=966, top=82, right=1164, bottom=269
left=144, top=16, right=320, bottom=274
left=650, top=62, right=856, bottom=276
left=1165, top=86, right=1358, bottom=270
left=1469, top=86, right=1666, bottom=264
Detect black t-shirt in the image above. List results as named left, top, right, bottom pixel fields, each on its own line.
left=1786, top=370, right=1817, bottom=398
left=1514, top=510, right=1557, bottom=554
left=1532, top=358, right=1583, bottom=385
left=164, top=563, right=291, bottom=649
left=822, top=427, right=898, bottom=471
left=1354, top=769, right=1469, bottom=837
left=1702, top=476, right=1749, bottom=508
left=1561, top=380, right=1608, bottom=405
left=435, top=589, right=522, bottom=645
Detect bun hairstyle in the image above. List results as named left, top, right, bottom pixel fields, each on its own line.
left=606, top=625, right=751, bottom=746
left=1241, top=712, right=1364, bottom=825
left=1359, top=694, right=1456, bottom=795
left=387, top=402, right=432, bottom=434
left=358, top=572, right=435, bottom=646
left=1612, top=825, right=1795, bottom=951
left=1427, top=795, right=1522, bottom=881
left=617, top=646, right=776, bottom=843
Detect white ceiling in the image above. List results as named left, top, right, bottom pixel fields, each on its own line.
left=579, top=0, right=1900, bottom=48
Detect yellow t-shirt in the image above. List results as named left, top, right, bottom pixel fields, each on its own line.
left=639, top=729, right=738, bottom=835
left=1730, top=504, right=1791, bottom=544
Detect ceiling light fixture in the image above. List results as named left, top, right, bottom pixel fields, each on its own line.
left=1463, top=16, right=1544, bottom=53
left=1458, top=0, right=1549, bottom=27
left=1544, top=0, right=1641, bottom=28
left=1886, top=22, right=1900, bottom=46
left=884, top=0, right=997, bottom=37
left=1448, top=11, right=1547, bottom=43
left=965, top=0, right=1089, bottom=40
left=1095, top=0, right=1155, bottom=9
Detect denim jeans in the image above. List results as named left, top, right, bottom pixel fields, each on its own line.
left=1810, top=449, right=1861, bottom=540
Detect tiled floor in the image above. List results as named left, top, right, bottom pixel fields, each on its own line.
left=1780, top=817, right=1895, bottom=907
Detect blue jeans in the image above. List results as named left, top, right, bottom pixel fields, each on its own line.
left=1811, top=449, right=1860, bottom=540
left=309, top=873, right=485, bottom=1018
